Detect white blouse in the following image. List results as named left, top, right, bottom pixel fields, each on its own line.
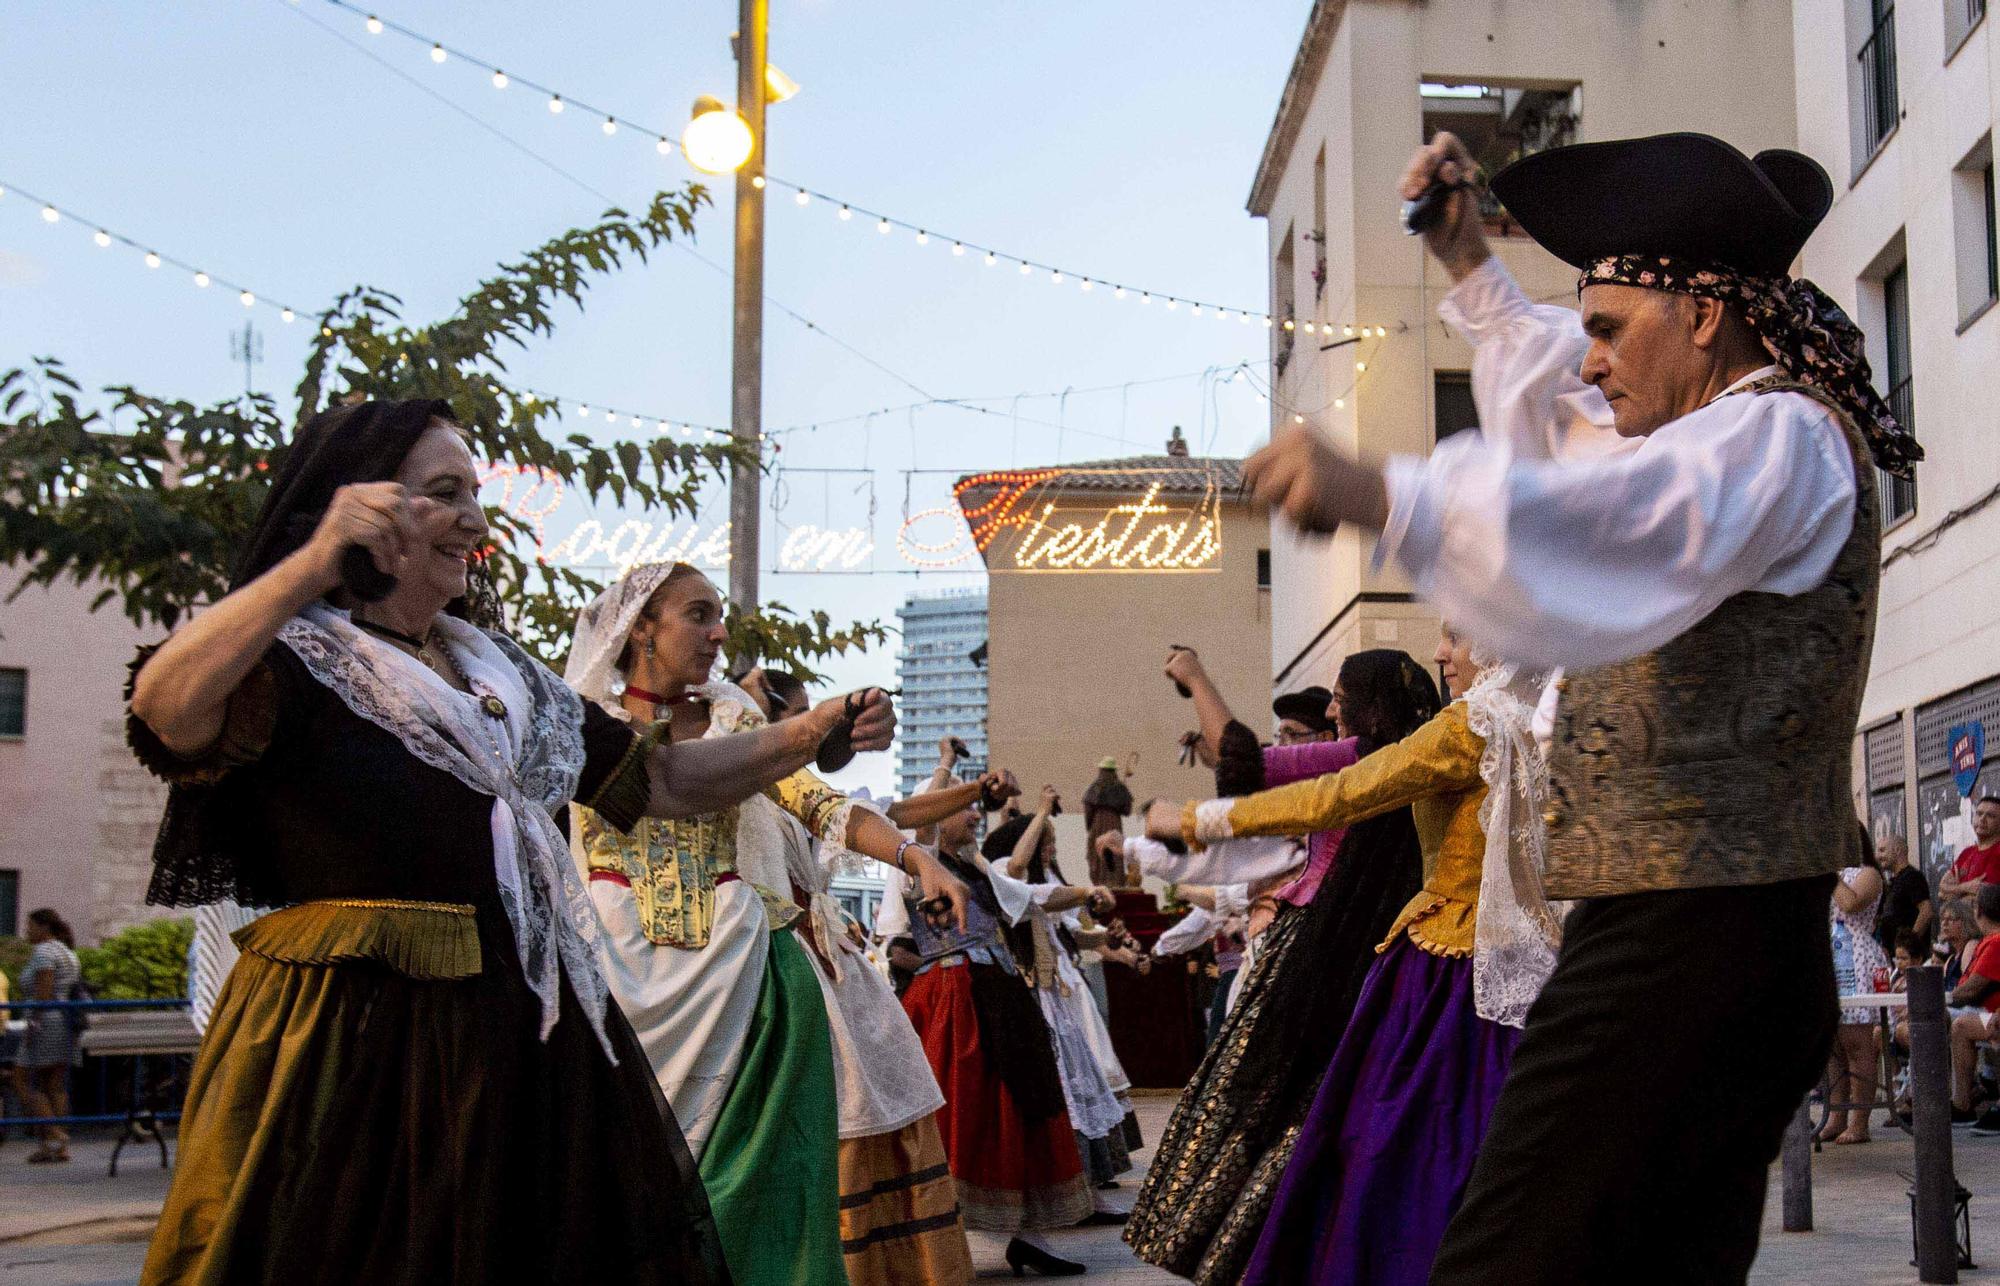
left=1377, top=257, right=1859, bottom=671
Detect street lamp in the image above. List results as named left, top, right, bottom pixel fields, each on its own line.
left=682, top=9, right=802, bottom=623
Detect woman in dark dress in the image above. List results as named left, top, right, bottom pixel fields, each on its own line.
left=127, top=399, right=894, bottom=1286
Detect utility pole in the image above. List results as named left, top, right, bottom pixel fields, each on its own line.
left=727, top=0, right=770, bottom=613
left=229, top=319, right=263, bottom=396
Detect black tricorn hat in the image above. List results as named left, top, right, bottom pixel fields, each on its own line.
left=1488, top=133, right=1833, bottom=278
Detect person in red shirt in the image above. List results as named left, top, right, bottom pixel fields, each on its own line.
left=1939, top=796, right=2000, bottom=906
left=1948, top=883, right=2000, bottom=1127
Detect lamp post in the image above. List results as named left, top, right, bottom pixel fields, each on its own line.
left=727, top=0, right=769, bottom=616
left=682, top=3, right=798, bottom=620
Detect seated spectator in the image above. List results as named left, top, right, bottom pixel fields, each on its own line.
left=1948, top=885, right=2000, bottom=1128
left=1939, top=797, right=2000, bottom=907
left=1876, top=833, right=1934, bottom=954
left=1892, top=931, right=1925, bottom=992
left=1941, top=899, right=1982, bottom=992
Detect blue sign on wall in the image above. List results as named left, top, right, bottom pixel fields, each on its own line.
left=1951, top=721, right=1987, bottom=799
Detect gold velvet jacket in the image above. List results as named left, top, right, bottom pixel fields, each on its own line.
left=1183, top=701, right=1489, bottom=958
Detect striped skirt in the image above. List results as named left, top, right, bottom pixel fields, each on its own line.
left=838, top=1114, right=974, bottom=1286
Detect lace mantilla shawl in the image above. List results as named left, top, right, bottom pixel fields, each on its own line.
left=563, top=562, right=683, bottom=706
left=1463, top=658, right=1566, bottom=1028
left=279, top=604, right=617, bottom=1059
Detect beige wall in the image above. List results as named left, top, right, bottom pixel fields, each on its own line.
left=984, top=502, right=1272, bottom=856
left=1261, top=0, right=1799, bottom=686
left=0, top=574, right=171, bottom=943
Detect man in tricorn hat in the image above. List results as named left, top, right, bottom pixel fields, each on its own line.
left=1242, top=130, right=1922, bottom=1282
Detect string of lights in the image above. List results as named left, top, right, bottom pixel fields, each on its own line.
left=0, top=180, right=308, bottom=324
left=299, top=0, right=1399, bottom=334
left=4, top=181, right=1285, bottom=455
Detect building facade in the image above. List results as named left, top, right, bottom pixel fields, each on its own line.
left=1794, top=0, right=2000, bottom=877
left=0, top=574, right=172, bottom=944
left=894, top=588, right=991, bottom=798
left=963, top=436, right=1274, bottom=863
left=1247, top=0, right=1800, bottom=692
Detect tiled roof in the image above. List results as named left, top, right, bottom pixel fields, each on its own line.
left=953, top=455, right=1243, bottom=505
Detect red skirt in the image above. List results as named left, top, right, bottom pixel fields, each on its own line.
left=902, top=963, right=1091, bottom=1231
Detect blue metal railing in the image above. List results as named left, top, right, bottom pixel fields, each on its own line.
left=1, top=996, right=193, bottom=1130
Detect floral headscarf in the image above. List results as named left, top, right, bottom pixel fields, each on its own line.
left=1581, top=254, right=1922, bottom=478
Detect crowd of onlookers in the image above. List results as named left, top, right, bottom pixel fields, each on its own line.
left=1828, top=796, right=2000, bottom=1140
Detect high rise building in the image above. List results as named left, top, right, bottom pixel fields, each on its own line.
left=1248, top=0, right=1799, bottom=692
left=1793, top=0, right=2000, bottom=874
left=894, top=588, right=990, bottom=797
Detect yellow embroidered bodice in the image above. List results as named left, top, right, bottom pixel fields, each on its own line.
left=1187, top=701, right=1490, bottom=958
left=577, top=717, right=852, bottom=948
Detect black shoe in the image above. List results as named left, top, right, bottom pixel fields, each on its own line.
left=1005, top=1238, right=1086, bottom=1277
left=1972, top=1109, right=2000, bottom=1136
left=1094, top=1179, right=1121, bottom=1190
left=1952, top=1106, right=1979, bottom=1127
left=1075, top=1209, right=1129, bottom=1227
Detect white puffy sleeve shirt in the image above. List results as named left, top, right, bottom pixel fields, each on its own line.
left=1377, top=257, right=1859, bottom=671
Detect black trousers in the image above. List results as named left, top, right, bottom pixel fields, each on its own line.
left=1429, top=873, right=1837, bottom=1286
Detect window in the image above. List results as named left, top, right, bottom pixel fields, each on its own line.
left=1953, top=137, right=1998, bottom=326
left=1256, top=549, right=1272, bottom=589
left=1433, top=371, right=1479, bottom=444
left=1274, top=223, right=1297, bottom=374
left=1420, top=81, right=1579, bottom=236
left=0, top=668, right=23, bottom=738
left=1880, top=260, right=1918, bottom=525
left=1853, top=0, right=1900, bottom=169
left=1947, top=0, right=1986, bottom=58
left=1310, top=146, right=1328, bottom=302
left=0, top=870, right=15, bottom=938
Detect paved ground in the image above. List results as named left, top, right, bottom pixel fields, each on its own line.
left=7, top=1096, right=2000, bottom=1283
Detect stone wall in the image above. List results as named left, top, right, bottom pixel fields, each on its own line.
left=91, top=717, right=171, bottom=940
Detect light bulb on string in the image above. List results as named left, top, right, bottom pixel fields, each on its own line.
left=1018, top=262, right=1032, bottom=275
left=876, top=218, right=891, bottom=235
left=1303, top=322, right=1315, bottom=335
left=656, top=137, right=672, bottom=155
left=577, top=405, right=590, bottom=418
left=602, top=117, right=618, bottom=136
left=193, top=271, right=210, bottom=288
left=1293, top=413, right=1305, bottom=424
left=915, top=230, right=928, bottom=245
left=983, top=252, right=996, bottom=266
left=1192, top=304, right=1203, bottom=317
left=1334, top=398, right=1346, bottom=409
left=1051, top=270, right=1063, bottom=284
left=40, top=205, right=58, bottom=224
left=1375, top=326, right=1388, bottom=337
left=1114, top=286, right=1126, bottom=299
left=1282, top=319, right=1295, bottom=332
left=1140, top=293, right=1152, bottom=305
left=1217, top=309, right=1229, bottom=321
left=430, top=43, right=446, bottom=63
left=952, top=242, right=965, bottom=256
left=93, top=230, right=110, bottom=248
left=492, top=69, right=509, bottom=89
left=1355, top=360, right=1367, bottom=372
left=1262, top=316, right=1273, bottom=327
left=1080, top=278, right=1092, bottom=292
left=751, top=175, right=765, bottom=189
left=1343, top=324, right=1354, bottom=337
left=239, top=291, right=255, bottom=308
left=144, top=252, right=160, bottom=269
left=1165, top=299, right=1178, bottom=310
left=838, top=205, right=852, bottom=220
left=547, top=95, right=564, bottom=114
left=365, top=14, right=383, bottom=34
left=1232, top=369, right=1246, bottom=382
left=794, top=190, right=809, bottom=206
left=281, top=308, right=295, bottom=323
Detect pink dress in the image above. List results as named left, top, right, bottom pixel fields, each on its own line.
left=1264, top=737, right=1360, bottom=907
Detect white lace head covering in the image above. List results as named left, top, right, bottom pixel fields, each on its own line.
left=1461, top=647, right=1568, bottom=1029
left=562, top=562, right=704, bottom=707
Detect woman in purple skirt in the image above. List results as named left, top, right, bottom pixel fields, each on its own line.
left=1145, top=626, right=1561, bottom=1285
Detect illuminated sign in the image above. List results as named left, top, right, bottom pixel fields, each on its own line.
left=478, top=463, right=1224, bottom=575
left=902, top=468, right=1226, bottom=573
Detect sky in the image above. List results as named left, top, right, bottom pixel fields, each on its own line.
left=1, top=0, right=1311, bottom=792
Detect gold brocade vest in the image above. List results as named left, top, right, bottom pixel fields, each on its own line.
left=578, top=714, right=850, bottom=948
left=1542, top=380, right=1880, bottom=899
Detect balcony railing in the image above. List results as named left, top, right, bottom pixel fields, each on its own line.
left=1880, top=375, right=1917, bottom=523
left=1858, top=6, right=1900, bottom=156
